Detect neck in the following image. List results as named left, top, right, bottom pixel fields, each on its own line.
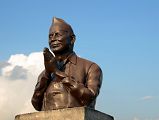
left=54, top=50, right=73, bottom=61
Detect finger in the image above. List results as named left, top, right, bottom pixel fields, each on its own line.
left=43, top=48, right=54, bottom=61
left=43, top=47, right=49, bottom=53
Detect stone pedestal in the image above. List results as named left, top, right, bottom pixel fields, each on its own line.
left=15, top=107, right=114, bottom=120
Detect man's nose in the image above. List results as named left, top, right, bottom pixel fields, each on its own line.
left=50, top=35, right=57, bottom=42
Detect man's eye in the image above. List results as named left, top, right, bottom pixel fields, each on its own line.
left=49, top=34, right=53, bottom=38
left=49, top=32, right=63, bottom=38
left=56, top=33, right=62, bottom=36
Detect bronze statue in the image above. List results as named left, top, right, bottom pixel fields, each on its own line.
left=31, top=17, right=103, bottom=111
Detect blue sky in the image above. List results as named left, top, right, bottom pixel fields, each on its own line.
left=0, top=0, right=159, bottom=120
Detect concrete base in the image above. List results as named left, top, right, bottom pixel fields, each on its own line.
left=15, top=107, right=114, bottom=120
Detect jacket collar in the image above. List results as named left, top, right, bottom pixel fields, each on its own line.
left=68, top=52, right=77, bottom=65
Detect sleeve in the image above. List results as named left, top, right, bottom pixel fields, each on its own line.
left=31, top=70, right=51, bottom=111
left=65, top=63, right=103, bottom=106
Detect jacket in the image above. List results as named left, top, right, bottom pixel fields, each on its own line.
left=31, top=52, right=103, bottom=111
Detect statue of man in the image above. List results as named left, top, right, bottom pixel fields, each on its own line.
left=31, top=17, right=103, bottom=111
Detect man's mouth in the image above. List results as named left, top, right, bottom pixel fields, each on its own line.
left=50, top=42, right=61, bottom=47
left=53, top=44, right=60, bottom=47
left=49, top=40, right=62, bottom=48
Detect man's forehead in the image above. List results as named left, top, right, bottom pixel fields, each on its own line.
left=49, top=30, right=68, bottom=35
left=49, top=25, right=68, bottom=34
left=49, top=27, right=68, bottom=34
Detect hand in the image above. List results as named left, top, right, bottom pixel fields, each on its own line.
left=62, top=78, right=77, bottom=88
left=43, top=47, right=57, bottom=73
left=43, top=47, right=67, bottom=78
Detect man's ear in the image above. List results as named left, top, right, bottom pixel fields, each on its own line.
left=71, top=35, right=76, bottom=44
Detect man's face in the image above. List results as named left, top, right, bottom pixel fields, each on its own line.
left=49, top=30, right=72, bottom=54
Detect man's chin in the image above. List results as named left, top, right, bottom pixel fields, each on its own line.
left=51, top=48, right=63, bottom=54
left=50, top=46, right=70, bottom=55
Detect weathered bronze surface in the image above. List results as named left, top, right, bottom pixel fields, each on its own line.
left=31, top=17, right=103, bottom=111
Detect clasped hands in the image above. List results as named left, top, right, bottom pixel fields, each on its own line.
left=43, top=47, right=77, bottom=88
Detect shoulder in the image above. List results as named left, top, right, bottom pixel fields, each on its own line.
left=76, top=55, right=93, bottom=64
left=76, top=55, right=102, bottom=71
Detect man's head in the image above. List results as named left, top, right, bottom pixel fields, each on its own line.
left=49, top=17, right=75, bottom=54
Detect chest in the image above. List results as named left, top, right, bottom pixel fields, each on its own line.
left=58, top=61, right=88, bottom=84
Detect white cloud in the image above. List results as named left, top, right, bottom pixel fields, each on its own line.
left=133, top=117, right=140, bottom=120
left=133, top=116, right=159, bottom=120
left=0, top=52, right=44, bottom=120
left=141, top=96, right=154, bottom=101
